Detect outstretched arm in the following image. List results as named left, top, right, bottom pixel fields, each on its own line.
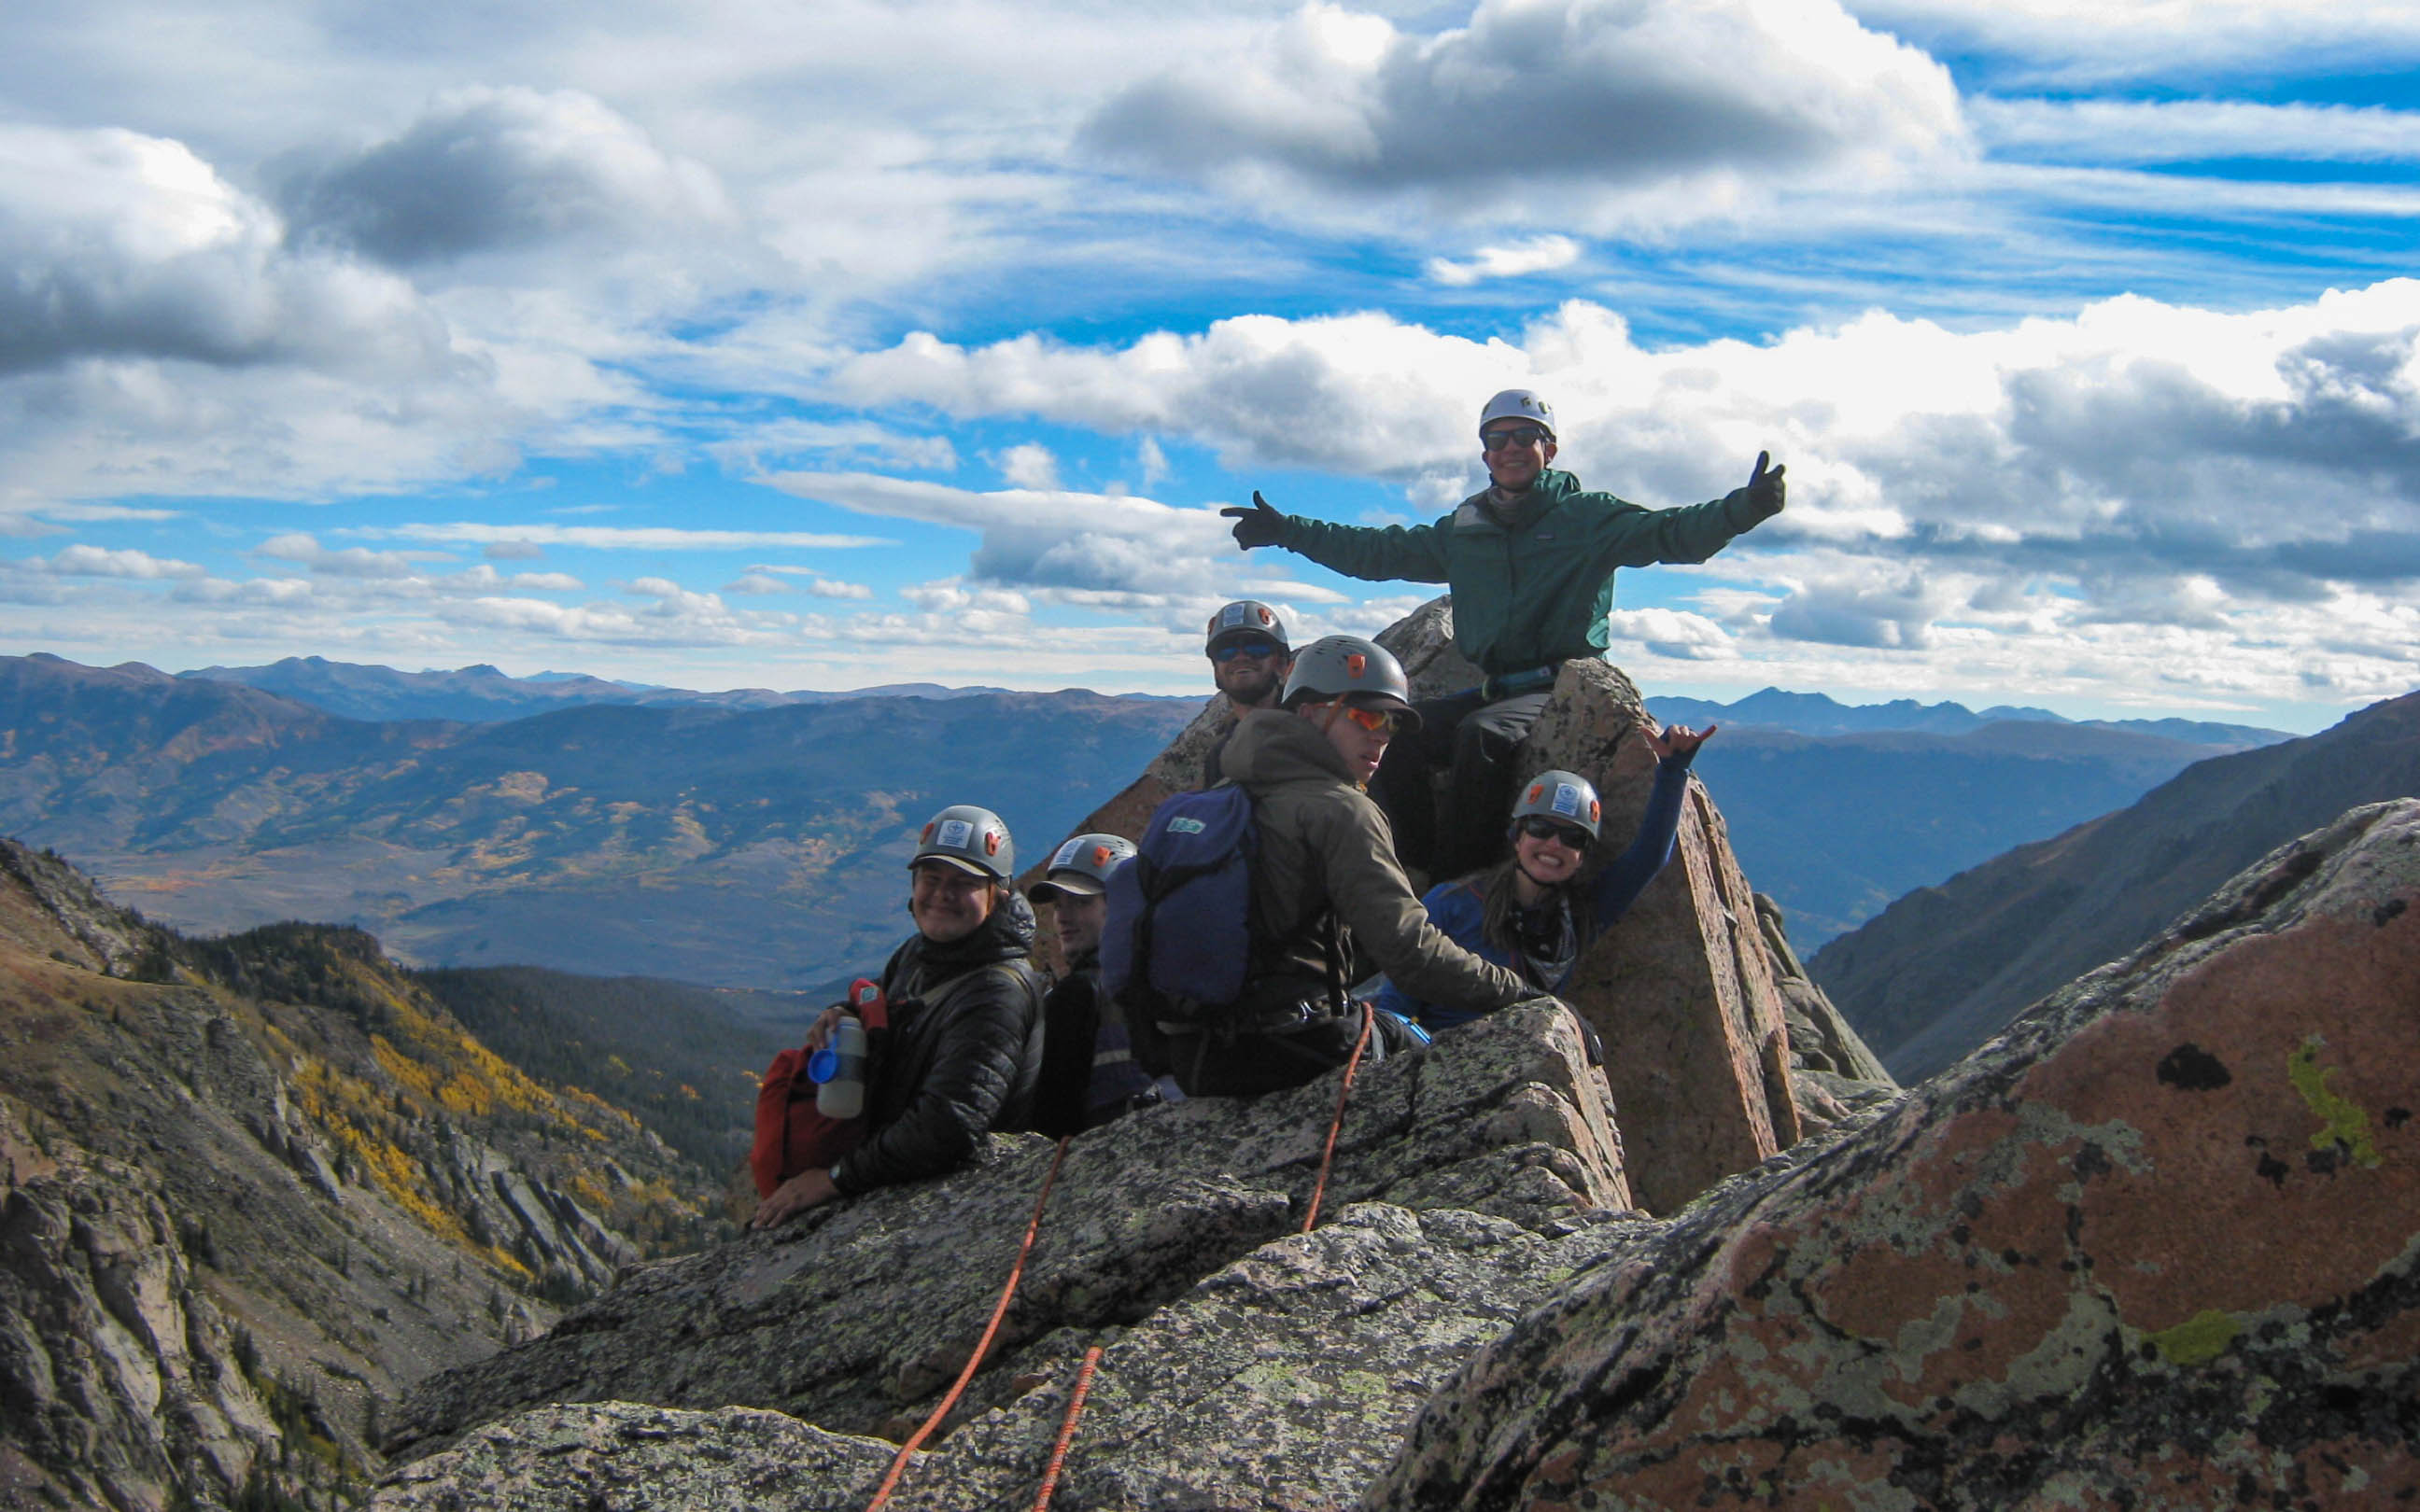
left=1586, top=454, right=1786, bottom=570
left=1585, top=723, right=1715, bottom=932
left=1221, top=490, right=1452, bottom=584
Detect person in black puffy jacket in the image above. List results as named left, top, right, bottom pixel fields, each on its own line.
left=751, top=804, right=1045, bottom=1227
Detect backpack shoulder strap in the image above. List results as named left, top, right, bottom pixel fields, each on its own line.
left=919, top=959, right=1040, bottom=1017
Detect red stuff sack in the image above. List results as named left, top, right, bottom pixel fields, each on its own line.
left=749, top=1047, right=865, bottom=1198
left=749, top=981, right=888, bottom=1198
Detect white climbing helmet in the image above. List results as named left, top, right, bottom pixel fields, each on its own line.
left=1479, top=389, right=1555, bottom=440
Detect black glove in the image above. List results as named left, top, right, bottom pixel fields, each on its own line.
left=1218, top=491, right=1287, bottom=550
left=1726, top=451, right=1785, bottom=526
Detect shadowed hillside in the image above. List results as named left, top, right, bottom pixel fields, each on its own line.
left=1811, top=688, right=2420, bottom=1080
left=1681, top=720, right=2251, bottom=945
left=415, top=967, right=810, bottom=1171
left=0, top=840, right=727, bottom=1510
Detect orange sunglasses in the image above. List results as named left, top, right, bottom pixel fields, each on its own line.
left=1333, top=704, right=1405, bottom=734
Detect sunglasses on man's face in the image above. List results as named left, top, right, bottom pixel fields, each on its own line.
left=1483, top=426, right=1552, bottom=452
left=1515, top=815, right=1592, bottom=849
left=1334, top=704, right=1406, bottom=735
left=1211, top=641, right=1281, bottom=663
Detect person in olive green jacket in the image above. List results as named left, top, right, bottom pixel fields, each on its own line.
left=1221, top=389, right=1784, bottom=878
left=1168, top=635, right=1531, bottom=1098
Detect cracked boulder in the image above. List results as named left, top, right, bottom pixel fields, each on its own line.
left=1372, top=798, right=2420, bottom=1509
left=385, top=1001, right=1626, bottom=1465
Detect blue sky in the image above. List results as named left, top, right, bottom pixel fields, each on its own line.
left=3, top=0, right=2416, bottom=732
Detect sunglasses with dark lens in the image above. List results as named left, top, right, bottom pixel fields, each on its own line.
left=1337, top=704, right=1405, bottom=734
left=1483, top=425, right=1551, bottom=452
left=1211, top=641, right=1281, bottom=662
left=1516, top=815, right=1592, bottom=848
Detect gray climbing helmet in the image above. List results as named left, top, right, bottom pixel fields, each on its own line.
left=910, top=804, right=1015, bottom=881
left=1511, top=768, right=1603, bottom=840
left=1205, top=599, right=1290, bottom=655
left=1479, top=388, right=1555, bottom=440
left=1028, top=833, right=1136, bottom=903
left=1280, top=635, right=1420, bottom=732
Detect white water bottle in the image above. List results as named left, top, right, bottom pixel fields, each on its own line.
left=810, top=1015, right=867, bottom=1119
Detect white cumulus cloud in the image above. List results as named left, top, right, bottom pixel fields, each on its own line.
left=1082, top=0, right=1967, bottom=229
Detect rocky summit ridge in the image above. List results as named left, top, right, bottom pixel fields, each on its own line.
left=373, top=795, right=2420, bottom=1508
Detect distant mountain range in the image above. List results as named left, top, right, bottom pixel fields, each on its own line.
left=0, top=652, right=2314, bottom=979
left=1647, top=686, right=2286, bottom=748
left=179, top=657, right=2287, bottom=746
left=0, top=653, right=1199, bottom=988
left=177, top=653, right=1177, bottom=724
left=1811, top=689, right=2420, bottom=1081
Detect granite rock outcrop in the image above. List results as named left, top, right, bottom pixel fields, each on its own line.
left=384, top=1001, right=1626, bottom=1471
left=1377, top=797, right=2420, bottom=1508
left=371, top=801, right=2417, bottom=1511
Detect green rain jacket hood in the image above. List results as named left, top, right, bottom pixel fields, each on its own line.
left=1274, top=468, right=1758, bottom=677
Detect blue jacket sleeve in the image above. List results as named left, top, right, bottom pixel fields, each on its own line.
left=1586, top=757, right=1693, bottom=933
left=1379, top=881, right=1492, bottom=1029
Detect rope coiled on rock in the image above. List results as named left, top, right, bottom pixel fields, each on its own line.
left=865, top=1134, right=1072, bottom=1512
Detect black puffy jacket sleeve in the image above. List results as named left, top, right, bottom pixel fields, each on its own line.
left=828, top=960, right=1043, bottom=1196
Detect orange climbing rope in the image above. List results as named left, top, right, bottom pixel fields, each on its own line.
left=865, top=1134, right=1074, bottom=1512
left=1027, top=1345, right=1104, bottom=1511
left=1299, top=1000, right=1374, bottom=1234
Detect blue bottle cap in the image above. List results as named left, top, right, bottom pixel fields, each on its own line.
left=807, top=1046, right=840, bottom=1084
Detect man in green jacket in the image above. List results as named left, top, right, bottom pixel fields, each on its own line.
left=1221, top=388, right=1784, bottom=878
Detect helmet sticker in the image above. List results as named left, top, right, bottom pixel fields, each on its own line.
left=1525, top=783, right=1543, bottom=805
left=1549, top=783, right=1583, bottom=818
left=1257, top=606, right=1273, bottom=625
left=1089, top=844, right=1113, bottom=867
left=1588, top=799, right=1602, bottom=823
left=936, top=819, right=974, bottom=850
left=921, top=822, right=936, bottom=843
left=1221, top=604, right=1248, bottom=627
left=1052, top=838, right=1083, bottom=869
left=983, top=830, right=1002, bottom=856
left=1344, top=652, right=1367, bottom=679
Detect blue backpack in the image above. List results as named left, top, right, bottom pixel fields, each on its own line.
left=1102, top=785, right=1257, bottom=1024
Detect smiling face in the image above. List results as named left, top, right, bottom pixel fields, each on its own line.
left=1512, top=821, right=1588, bottom=887
left=910, top=861, right=998, bottom=943
left=1211, top=637, right=1290, bottom=708
left=1482, top=423, right=1556, bottom=492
